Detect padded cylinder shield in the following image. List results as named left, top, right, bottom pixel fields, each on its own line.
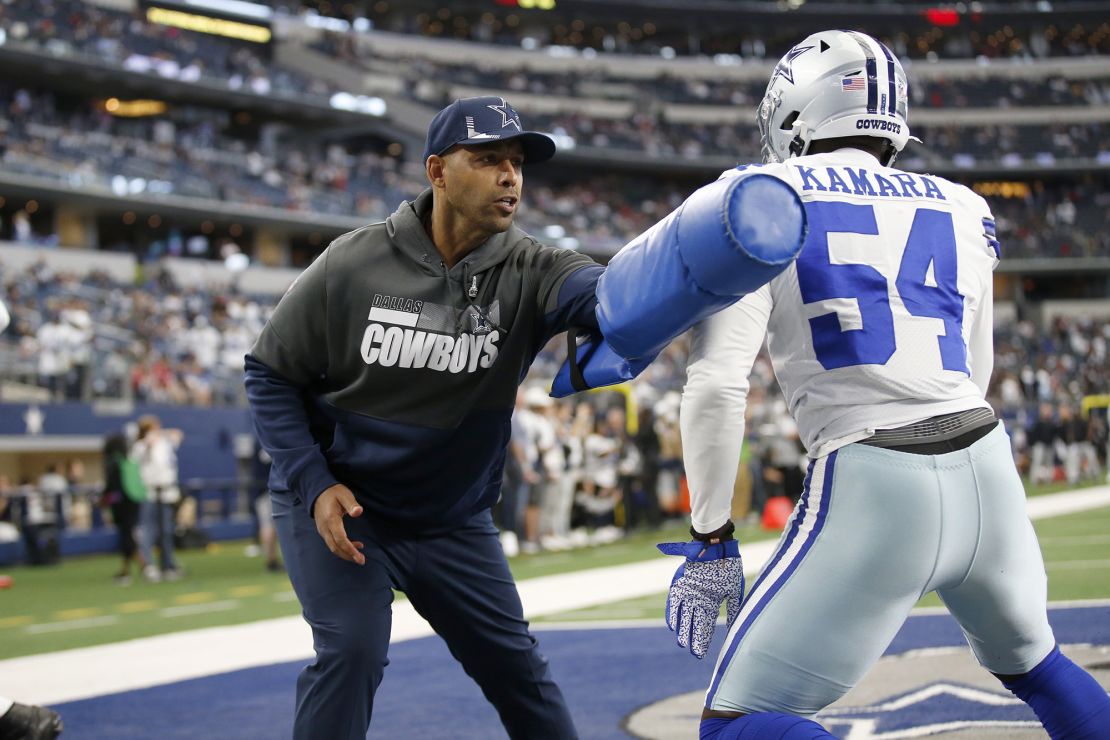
left=596, top=173, right=806, bottom=360
left=550, top=333, right=656, bottom=398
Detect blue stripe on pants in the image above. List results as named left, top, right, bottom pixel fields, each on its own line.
left=707, top=452, right=837, bottom=705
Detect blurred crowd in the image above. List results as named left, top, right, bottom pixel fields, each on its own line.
left=0, top=85, right=417, bottom=223
left=8, top=0, right=1106, bottom=116
left=991, top=316, right=1110, bottom=485
left=3, top=80, right=1107, bottom=259
left=1, top=0, right=331, bottom=100
left=310, top=6, right=1109, bottom=61
left=0, top=261, right=264, bottom=406
left=331, top=36, right=1110, bottom=110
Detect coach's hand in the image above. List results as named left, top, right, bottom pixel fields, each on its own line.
left=657, top=525, right=744, bottom=659
left=314, top=484, right=366, bottom=565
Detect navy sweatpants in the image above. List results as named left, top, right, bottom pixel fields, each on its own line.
left=272, top=492, right=577, bottom=739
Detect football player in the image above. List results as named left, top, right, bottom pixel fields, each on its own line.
left=660, top=30, right=1110, bottom=740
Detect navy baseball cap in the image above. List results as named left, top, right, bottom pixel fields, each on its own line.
left=423, top=96, right=556, bottom=164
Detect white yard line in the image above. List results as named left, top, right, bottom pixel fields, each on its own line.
left=24, top=616, right=120, bottom=635
left=2, top=486, right=1108, bottom=705
left=159, top=600, right=241, bottom=618
left=1047, top=559, right=1110, bottom=570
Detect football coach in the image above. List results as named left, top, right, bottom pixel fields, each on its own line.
left=244, top=97, right=598, bottom=739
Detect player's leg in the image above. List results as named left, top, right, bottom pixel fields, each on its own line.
left=700, top=713, right=833, bottom=739
left=703, top=447, right=942, bottom=737
left=272, top=490, right=397, bottom=740
left=937, top=424, right=1110, bottom=739
left=406, top=509, right=576, bottom=739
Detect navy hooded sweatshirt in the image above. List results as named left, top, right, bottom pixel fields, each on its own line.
left=244, top=189, right=601, bottom=534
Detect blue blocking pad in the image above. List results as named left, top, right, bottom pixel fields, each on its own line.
left=596, top=173, right=807, bottom=361
left=550, top=332, right=654, bottom=398
left=686, top=174, right=808, bottom=294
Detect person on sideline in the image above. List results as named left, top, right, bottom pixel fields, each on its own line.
left=244, top=96, right=603, bottom=739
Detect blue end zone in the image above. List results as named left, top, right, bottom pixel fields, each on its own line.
left=54, top=606, right=1110, bottom=739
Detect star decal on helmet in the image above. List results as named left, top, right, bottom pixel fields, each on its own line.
left=771, top=44, right=815, bottom=86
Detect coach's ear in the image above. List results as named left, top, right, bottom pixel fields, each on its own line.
left=426, top=154, right=446, bottom=188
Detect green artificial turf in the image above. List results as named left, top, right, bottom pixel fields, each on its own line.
left=0, top=487, right=1104, bottom=660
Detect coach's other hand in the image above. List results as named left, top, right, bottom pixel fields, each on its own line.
left=657, top=527, right=744, bottom=659
left=315, top=484, right=366, bottom=565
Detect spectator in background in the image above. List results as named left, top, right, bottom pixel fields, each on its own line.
left=11, top=210, right=32, bottom=243
left=632, top=406, right=662, bottom=529
left=1059, top=404, right=1101, bottom=484
left=498, top=388, right=540, bottom=557
left=35, top=313, right=69, bottom=401
left=132, top=414, right=184, bottom=581
left=1029, top=403, right=1059, bottom=484
left=0, top=475, right=19, bottom=546
left=23, top=467, right=65, bottom=566
left=102, top=433, right=145, bottom=584
left=541, top=401, right=585, bottom=551
left=61, top=305, right=93, bottom=400
left=579, top=408, right=624, bottom=543
left=522, top=386, right=556, bottom=554
left=653, top=395, right=685, bottom=518
left=249, top=441, right=282, bottom=573
left=516, top=387, right=545, bottom=552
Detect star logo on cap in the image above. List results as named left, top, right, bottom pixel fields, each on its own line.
left=771, top=44, right=814, bottom=86
left=487, top=99, right=522, bottom=131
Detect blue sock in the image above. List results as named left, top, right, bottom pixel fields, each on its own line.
left=1000, top=646, right=1110, bottom=739
left=700, top=712, right=836, bottom=740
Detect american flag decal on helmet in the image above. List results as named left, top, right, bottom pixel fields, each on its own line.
left=841, top=76, right=866, bottom=91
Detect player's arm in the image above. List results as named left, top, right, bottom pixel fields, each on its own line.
left=682, top=289, right=772, bottom=535
left=658, top=288, right=772, bottom=658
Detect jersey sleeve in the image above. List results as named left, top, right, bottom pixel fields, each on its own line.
left=681, top=286, right=772, bottom=534
left=967, top=200, right=1000, bottom=398
left=249, top=247, right=330, bottom=386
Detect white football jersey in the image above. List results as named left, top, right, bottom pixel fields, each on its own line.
left=682, top=148, right=999, bottom=533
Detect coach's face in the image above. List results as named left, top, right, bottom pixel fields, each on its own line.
left=432, top=139, right=524, bottom=237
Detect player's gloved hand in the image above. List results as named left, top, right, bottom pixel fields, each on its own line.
left=657, top=521, right=744, bottom=659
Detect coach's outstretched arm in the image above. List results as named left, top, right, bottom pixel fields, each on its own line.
left=552, top=171, right=806, bottom=397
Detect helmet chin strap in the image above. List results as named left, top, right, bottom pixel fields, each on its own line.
left=788, top=135, right=808, bottom=158
left=787, top=121, right=811, bottom=158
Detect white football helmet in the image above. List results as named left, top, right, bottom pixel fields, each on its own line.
left=758, top=30, right=913, bottom=165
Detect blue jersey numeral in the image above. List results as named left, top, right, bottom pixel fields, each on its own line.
left=796, top=201, right=967, bottom=373
left=895, top=208, right=968, bottom=373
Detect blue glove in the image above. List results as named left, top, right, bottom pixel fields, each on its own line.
left=657, top=537, right=744, bottom=659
